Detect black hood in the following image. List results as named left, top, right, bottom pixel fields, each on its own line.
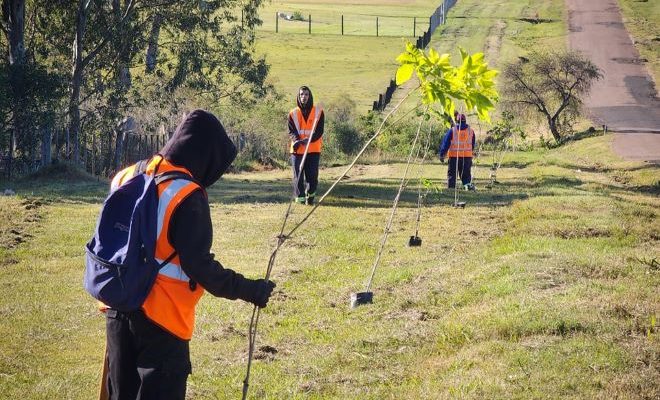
left=160, top=110, right=236, bottom=188
left=297, top=85, right=314, bottom=117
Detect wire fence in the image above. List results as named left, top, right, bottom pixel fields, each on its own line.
left=267, top=12, right=432, bottom=37
left=372, top=0, right=458, bottom=112
left=0, top=127, right=252, bottom=180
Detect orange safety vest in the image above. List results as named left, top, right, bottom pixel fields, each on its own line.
left=110, top=155, right=205, bottom=340
left=447, top=127, right=474, bottom=158
left=290, top=105, right=323, bottom=154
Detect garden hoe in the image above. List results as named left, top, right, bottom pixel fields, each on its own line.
left=408, top=196, right=423, bottom=246
left=350, top=290, right=373, bottom=308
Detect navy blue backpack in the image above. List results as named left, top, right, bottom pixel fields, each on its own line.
left=84, top=162, right=190, bottom=311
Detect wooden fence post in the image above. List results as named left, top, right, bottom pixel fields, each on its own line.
left=414, top=17, right=416, bottom=36
left=341, top=15, right=344, bottom=35
left=276, top=12, right=278, bottom=33
left=308, top=14, right=311, bottom=34
left=376, top=17, right=379, bottom=37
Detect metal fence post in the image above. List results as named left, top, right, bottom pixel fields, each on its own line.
left=376, top=17, right=379, bottom=37
left=414, top=17, right=416, bottom=36
left=309, top=14, right=311, bottom=34
left=275, top=12, right=278, bottom=33
left=342, top=15, right=344, bottom=35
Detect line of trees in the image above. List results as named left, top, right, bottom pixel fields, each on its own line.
left=0, top=0, right=271, bottom=179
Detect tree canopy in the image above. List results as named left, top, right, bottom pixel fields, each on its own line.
left=502, top=50, right=602, bottom=142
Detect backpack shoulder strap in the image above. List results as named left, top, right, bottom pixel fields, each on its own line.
left=133, top=159, right=149, bottom=177
left=154, top=171, right=196, bottom=186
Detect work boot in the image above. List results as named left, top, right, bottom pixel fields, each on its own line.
left=305, top=192, right=315, bottom=205
left=464, top=183, right=476, bottom=191
left=294, top=196, right=306, bottom=204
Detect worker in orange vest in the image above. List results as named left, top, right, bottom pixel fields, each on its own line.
left=438, top=113, right=477, bottom=190
left=105, top=110, right=275, bottom=399
left=288, top=85, right=324, bottom=205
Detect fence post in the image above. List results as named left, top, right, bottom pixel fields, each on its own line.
left=275, top=12, right=278, bottom=33
left=414, top=17, right=416, bottom=36
left=341, top=15, right=344, bottom=35
left=308, top=14, right=311, bottom=34
left=376, top=17, right=379, bottom=37
left=241, top=10, right=244, bottom=27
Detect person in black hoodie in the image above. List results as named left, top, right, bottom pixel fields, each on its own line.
left=288, top=85, right=324, bottom=205
left=104, top=110, right=275, bottom=399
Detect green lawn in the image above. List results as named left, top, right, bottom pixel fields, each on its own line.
left=0, top=133, right=658, bottom=399
left=618, top=0, right=660, bottom=85
left=255, top=0, right=568, bottom=111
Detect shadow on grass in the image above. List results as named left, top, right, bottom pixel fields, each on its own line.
left=208, top=175, right=533, bottom=209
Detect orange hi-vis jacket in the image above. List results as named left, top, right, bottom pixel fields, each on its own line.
left=447, top=127, right=475, bottom=158
left=290, top=105, right=323, bottom=154
left=110, top=155, right=205, bottom=340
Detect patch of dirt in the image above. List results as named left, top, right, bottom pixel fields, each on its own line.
left=518, top=18, right=554, bottom=24
left=253, top=344, right=278, bottom=361
left=0, top=198, right=44, bottom=250
left=484, top=20, right=506, bottom=65
left=611, top=57, right=648, bottom=65
left=555, top=227, right=611, bottom=239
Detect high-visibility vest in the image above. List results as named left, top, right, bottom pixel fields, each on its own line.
left=290, top=105, right=323, bottom=154
left=111, top=156, right=205, bottom=340
left=447, top=127, right=474, bottom=157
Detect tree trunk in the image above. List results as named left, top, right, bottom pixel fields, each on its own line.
left=68, top=0, right=87, bottom=164
left=113, top=129, right=125, bottom=172
left=548, top=116, right=561, bottom=142
left=41, top=125, right=51, bottom=167
left=145, top=13, right=162, bottom=73
left=113, top=0, right=131, bottom=89
left=3, top=0, right=26, bottom=179
left=3, top=0, right=26, bottom=66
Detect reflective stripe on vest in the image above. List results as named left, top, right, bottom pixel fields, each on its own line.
left=140, top=157, right=205, bottom=340
left=447, top=127, right=474, bottom=158
left=290, top=105, right=323, bottom=154
left=154, top=178, right=200, bottom=282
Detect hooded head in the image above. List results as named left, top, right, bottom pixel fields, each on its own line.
left=160, top=110, right=237, bottom=188
left=297, top=85, right=314, bottom=115
left=456, top=113, right=468, bottom=129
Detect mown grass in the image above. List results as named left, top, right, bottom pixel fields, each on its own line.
left=0, top=133, right=657, bottom=399
left=255, top=0, right=567, bottom=112
left=618, top=0, right=660, bottom=85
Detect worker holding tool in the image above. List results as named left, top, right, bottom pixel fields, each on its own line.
left=288, top=85, right=324, bottom=205
left=103, top=110, right=275, bottom=399
left=438, top=113, right=476, bottom=190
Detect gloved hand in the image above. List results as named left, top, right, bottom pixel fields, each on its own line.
left=247, top=279, right=276, bottom=308
left=292, top=140, right=305, bottom=151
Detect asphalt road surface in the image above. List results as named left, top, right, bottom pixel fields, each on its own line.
left=566, top=0, right=660, bottom=162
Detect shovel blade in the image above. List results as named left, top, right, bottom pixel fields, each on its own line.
left=408, top=235, right=422, bottom=247
left=350, top=291, right=373, bottom=309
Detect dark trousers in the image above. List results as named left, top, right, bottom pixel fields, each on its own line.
left=291, top=153, right=320, bottom=198
left=447, top=157, right=472, bottom=188
left=105, top=309, right=191, bottom=400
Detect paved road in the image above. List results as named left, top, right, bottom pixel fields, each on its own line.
left=566, top=0, right=660, bottom=162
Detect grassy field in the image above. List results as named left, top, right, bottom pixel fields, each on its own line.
left=618, top=0, right=660, bottom=85
left=0, top=133, right=658, bottom=399
left=255, top=0, right=567, bottom=112
left=1, top=1, right=658, bottom=398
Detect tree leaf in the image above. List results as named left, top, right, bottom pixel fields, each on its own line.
left=396, top=64, right=414, bottom=85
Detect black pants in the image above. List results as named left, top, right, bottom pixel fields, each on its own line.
left=105, top=309, right=191, bottom=400
left=291, top=153, right=320, bottom=198
left=447, top=157, right=472, bottom=188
